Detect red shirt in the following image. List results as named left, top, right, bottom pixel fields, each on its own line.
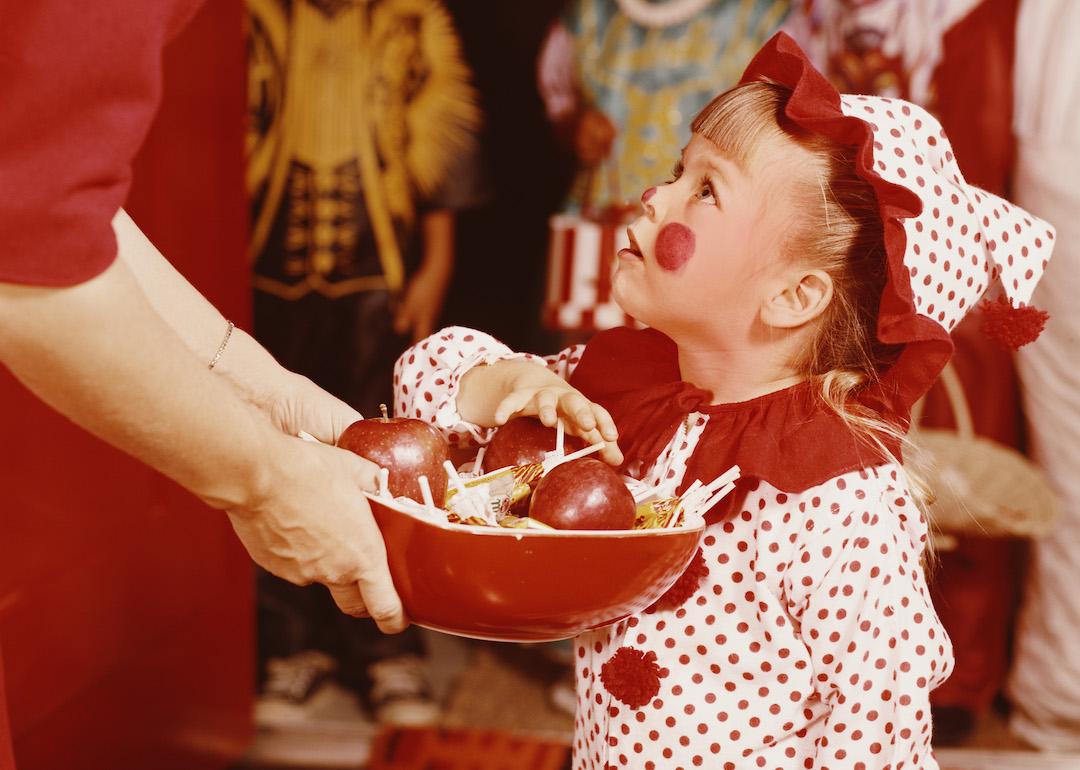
left=0, top=0, right=204, bottom=286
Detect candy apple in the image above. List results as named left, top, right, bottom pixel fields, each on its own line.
left=481, top=416, right=586, bottom=472
left=337, top=406, right=449, bottom=506
left=529, top=457, right=635, bottom=530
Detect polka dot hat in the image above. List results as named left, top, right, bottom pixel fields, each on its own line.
left=739, top=33, right=1055, bottom=414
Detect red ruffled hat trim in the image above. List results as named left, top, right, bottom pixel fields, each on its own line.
left=738, top=32, right=954, bottom=422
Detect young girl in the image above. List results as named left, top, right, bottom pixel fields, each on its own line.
left=394, top=33, right=1054, bottom=769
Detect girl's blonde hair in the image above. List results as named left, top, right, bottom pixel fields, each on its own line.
left=691, top=82, right=929, bottom=503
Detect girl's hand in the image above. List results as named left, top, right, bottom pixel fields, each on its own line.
left=494, top=379, right=622, bottom=466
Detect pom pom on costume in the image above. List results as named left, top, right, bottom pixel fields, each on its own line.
left=648, top=548, right=709, bottom=612
left=600, top=647, right=663, bottom=708
left=980, top=296, right=1050, bottom=350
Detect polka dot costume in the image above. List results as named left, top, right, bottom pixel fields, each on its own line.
left=395, top=328, right=953, bottom=769
left=839, top=93, right=1053, bottom=332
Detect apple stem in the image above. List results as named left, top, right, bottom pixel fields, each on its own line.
left=379, top=403, right=390, bottom=420
left=556, top=419, right=565, bottom=456
left=473, top=447, right=486, bottom=475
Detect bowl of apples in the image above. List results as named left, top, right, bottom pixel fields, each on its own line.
left=338, top=413, right=739, bottom=642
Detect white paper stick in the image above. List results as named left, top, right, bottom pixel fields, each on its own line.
left=443, top=460, right=468, bottom=494
left=378, top=467, right=390, bottom=497
left=699, top=482, right=737, bottom=515
left=473, top=447, right=486, bottom=475
left=297, top=430, right=320, bottom=443
left=556, top=419, right=565, bottom=456
left=632, top=485, right=657, bottom=503
left=418, top=475, right=436, bottom=513
left=554, top=441, right=604, bottom=464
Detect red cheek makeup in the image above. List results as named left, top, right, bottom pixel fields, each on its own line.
left=655, top=223, right=695, bottom=272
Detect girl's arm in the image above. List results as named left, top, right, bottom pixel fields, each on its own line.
left=784, top=479, right=951, bottom=767
left=394, top=327, right=620, bottom=463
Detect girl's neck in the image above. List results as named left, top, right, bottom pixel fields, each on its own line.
left=677, top=342, right=805, bottom=405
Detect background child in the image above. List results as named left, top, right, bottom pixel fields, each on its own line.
left=395, top=32, right=1054, bottom=768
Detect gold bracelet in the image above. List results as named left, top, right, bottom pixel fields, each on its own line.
left=208, top=320, right=235, bottom=370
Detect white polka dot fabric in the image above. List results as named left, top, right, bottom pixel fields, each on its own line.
left=839, top=94, right=1055, bottom=331
left=394, top=328, right=953, bottom=770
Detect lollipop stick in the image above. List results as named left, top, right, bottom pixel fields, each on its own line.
left=418, top=475, right=436, bottom=515
left=556, top=419, right=565, bottom=456
left=555, top=442, right=604, bottom=464
left=378, top=467, right=391, bottom=497
left=700, top=482, right=737, bottom=515
left=473, top=447, right=486, bottom=475
left=443, top=459, right=468, bottom=494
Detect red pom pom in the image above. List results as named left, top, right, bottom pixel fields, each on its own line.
left=648, top=548, right=709, bottom=612
left=980, top=296, right=1050, bottom=350
left=600, top=646, right=663, bottom=708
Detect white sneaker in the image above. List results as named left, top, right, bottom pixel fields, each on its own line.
left=247, top=650, right=375, bottom=768
left=367, top=655, right=441, bottom=727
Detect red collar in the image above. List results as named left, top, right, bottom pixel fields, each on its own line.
left=569, top=327, right=899, bottom=496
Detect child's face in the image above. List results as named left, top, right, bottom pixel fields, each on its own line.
left=613, top=132, right=808, bottom=345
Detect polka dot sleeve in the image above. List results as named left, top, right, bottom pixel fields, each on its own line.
left=783, top=471, right=953, bottom=769
left=392, top=326, right=585, bottom=448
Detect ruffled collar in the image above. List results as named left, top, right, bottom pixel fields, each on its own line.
left=569, top=327, right=899, bottom=496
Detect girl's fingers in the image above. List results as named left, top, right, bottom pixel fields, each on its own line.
left=601, top=441, right=624, bottom=467
left=593, top=405, right=619, bottom=443
left=536, top=389, right=559, bottom=426
left=494, top=390, right=533, bottom=425
left=561, top=391, right=597, bottom=433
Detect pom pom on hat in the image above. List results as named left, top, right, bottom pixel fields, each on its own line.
left=648, top=548, right=709, bottom=612
left=980, top=296, right=1050, bottom=351
left=600, top=647, right=663, bottom=708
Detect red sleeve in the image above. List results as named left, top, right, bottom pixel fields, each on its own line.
left=0, top=1, right=203, bottom=287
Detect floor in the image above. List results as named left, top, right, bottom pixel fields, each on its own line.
left=236, top=630, right=1080, bottom=770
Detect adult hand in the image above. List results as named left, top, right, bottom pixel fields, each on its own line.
left=266, top=370, right=364, bottom=443
left=575, top=109, right=617, bottom=166
left=226, top=436, right=407, bottom=632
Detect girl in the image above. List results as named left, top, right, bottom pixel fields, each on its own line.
left=394, top=33, right=1053, bottom=769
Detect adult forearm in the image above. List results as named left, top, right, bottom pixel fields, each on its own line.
left=0, top=256, right=282, bottom=510
left=112, top=209, right=291, bottom=412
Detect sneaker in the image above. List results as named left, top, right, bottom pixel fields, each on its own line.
left=367, top=655, right=441, bottom=727
left=248, top=651, right=376, bottom=767
left=255, top=650, right=339, bottom=726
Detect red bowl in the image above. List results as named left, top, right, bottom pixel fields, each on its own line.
left=368, top=494, right=704, bottom=642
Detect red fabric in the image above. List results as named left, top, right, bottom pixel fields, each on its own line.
left=569, top=327, right=898, bottom=497
left=0, top=1, right=252, bottom=766
left=0, top=0, right=203, bottom=287
left=737, top=33, right=955, bottom=424
left=0, top=648, right=13, bottom=770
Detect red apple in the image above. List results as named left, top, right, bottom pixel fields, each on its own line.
left=529, top=457, right=635, bottom=530
left=482, top=416, right=586, bottom=472
left=337, top=411, right=450, bottom=506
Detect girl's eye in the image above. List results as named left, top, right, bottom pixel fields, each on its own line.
left=696, top=177, right=717, bottom=203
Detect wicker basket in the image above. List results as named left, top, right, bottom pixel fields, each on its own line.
left=909, top=363, right=1057, bottom=540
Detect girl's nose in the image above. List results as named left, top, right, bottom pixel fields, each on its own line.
left=641, top=187, right=657, bottom=218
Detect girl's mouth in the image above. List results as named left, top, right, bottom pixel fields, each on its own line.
left=618, top=227, right=645, bottom=261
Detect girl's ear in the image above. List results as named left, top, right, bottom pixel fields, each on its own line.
left=761, top=269, right=834, bottom=329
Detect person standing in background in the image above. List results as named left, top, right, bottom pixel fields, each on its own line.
left=246, top=0, right=484, bottom=745
left=1007, top=0, right=1080, bottom=750
left=539, top=0, right=790, bottom=213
